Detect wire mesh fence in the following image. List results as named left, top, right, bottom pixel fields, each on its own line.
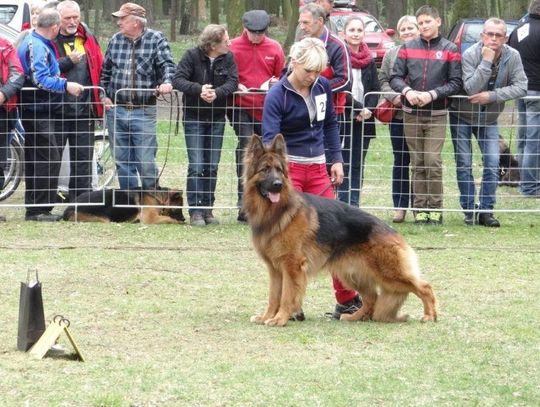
left=1, top=88, right=538, bottom=223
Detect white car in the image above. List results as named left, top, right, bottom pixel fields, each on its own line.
left=0, top=0, right=30, bottom=31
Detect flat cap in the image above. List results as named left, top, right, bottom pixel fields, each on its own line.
left=242, top=10, right=270, bottom=32
left=112, top=2, right=146, bottom=18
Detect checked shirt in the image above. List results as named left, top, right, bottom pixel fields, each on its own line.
left=101, top=28, right=176, bottom=105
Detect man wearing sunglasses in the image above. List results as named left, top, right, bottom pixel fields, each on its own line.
left=450, top=18, right=528, bottom=227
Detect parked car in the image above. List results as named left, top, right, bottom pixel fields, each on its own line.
left=0, top=0, right=30, bottom=31
left=447, top=18, right=519, bottom=54
left=0, top=20, right=19, bottom=42
left=330, top=8, right=395, bottom=66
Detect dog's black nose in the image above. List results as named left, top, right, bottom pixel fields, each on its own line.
left=272, top=180, right=283, bottom=190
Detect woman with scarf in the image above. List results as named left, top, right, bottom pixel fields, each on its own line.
left=338, top=16, right=380, bottom=207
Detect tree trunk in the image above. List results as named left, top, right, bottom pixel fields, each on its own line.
left=210, top=0, right=219, bottom=24
left=384, top=0, right=404, bottom=29
left=284, top=0, right=299, bottom=55
left=170, top=0, right=177, bottom=41
left=226, top=0, right=245, bottom=37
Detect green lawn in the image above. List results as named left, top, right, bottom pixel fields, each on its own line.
left=0, top=215, right=539, bottom=405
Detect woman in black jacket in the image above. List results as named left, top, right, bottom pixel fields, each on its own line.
left=338, top=16, right=380, bottom=207
left=173, top=24, right=238, bottom=226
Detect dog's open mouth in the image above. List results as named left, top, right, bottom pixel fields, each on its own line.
left=266, top=192, right=280, bottom=203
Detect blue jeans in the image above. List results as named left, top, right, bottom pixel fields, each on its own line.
left=390, top=119, right=411, bottom=209
left=520, top=91, right=540, bottom=196
left=106, top=106, right=158, bottom=190
left=450, top=113, right=500, bottom=211
left=183, top=117, right=225, bottom=213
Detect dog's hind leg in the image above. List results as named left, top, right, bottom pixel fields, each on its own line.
left=340, top=287, right=377, bottom=322
left=373, top=290, right=409, bottom=322
left=251, top=266, right=283, bottom=324
left=412, top=280, right=437, bottom=322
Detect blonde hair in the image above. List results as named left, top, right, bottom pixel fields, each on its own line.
left=396, top=15, right=418, bottom=32
left=289, top=37, right=328, bottom=72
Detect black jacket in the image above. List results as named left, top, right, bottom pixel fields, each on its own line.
left=390, top=35, right=462, bottom=114
left=508, top=14, right=540, bottom=91
left=346, top=59, right=380, bottom=138
left=172, top=47, right=238, bottom=122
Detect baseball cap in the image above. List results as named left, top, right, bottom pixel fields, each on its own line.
left=112, top=2, right=146, bottom=18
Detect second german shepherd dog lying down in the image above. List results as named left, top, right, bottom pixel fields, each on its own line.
left=243, top=134, right=437, bottom=326
left=63, top=187, right=185, bottom=224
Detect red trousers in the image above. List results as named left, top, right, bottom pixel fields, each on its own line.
left=288, top=162, right=357, bottom=305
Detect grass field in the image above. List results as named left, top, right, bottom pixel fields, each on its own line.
left=0, top=211, right=539, bottom=405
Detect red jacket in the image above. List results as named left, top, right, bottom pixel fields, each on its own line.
left=230, top=30, right=285, bottom=122
left=0, top=38, right=24, bottom=112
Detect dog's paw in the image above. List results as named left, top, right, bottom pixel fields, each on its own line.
left=421, top=314, right=437, bottom=323
left=264, top=316, right=288, bottom=327
left=250, top=315, right=266, bottom=324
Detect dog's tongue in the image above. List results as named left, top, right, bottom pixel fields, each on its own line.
left=268, top=192, right=280, bottom=203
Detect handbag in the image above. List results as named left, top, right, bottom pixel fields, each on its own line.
left=17, top=270, right=46, bottom=351
left=373, top=98, right=396, bottom=124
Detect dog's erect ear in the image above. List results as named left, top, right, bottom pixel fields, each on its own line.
left=246, top=134, right=265, bottom=160
left=271, top=134, right=287, bottom=158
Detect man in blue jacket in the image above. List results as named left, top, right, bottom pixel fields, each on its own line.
left=18, top=8, right=84, bottom=221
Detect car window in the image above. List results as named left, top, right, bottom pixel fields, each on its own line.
left=463, top=23, right=483, bottom=43
left=0, top=5, right=17, bottom=25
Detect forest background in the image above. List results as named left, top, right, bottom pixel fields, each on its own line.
left=76, top=0, right=532, bottom=51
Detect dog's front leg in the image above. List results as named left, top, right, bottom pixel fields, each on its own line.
left=265, top=257, right=307, bottom=327
left=251, top=266, right=282, bottom=324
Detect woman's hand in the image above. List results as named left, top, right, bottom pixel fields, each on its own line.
left=330, top=162, right=344, bottom=186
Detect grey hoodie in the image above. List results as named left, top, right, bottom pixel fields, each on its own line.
left=450, top=41, right=528, bottom=125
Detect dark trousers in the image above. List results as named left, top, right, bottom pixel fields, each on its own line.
left=0, top=108, right=10, bottom=189
left=390, top=119, right=412, bottom=209
left=229, top=108, right=261, bottom=207
left=23, top=114, right=61, bottom=214
left=338, top=119, right=372, bottom=207
left=56, top=117, right=95, bottom=201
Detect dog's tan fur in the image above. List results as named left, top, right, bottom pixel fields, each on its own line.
left=243, top=134, right=437, bottom=326
left=63, top=188, right=185, bottom=224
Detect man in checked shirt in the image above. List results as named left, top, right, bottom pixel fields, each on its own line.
left=100, top=2, right=176, bottom=191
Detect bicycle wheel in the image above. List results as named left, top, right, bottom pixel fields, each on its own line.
left=0, top=135, right=24, bottom=201
left=92, top=129, right=116, bottom=190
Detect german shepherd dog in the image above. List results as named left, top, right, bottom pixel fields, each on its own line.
left=243, top=134, right=437, bottom=326
left=63, top=187, right=185, bottom=224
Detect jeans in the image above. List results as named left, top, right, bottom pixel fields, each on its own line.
left=449, top=113, right=500, bottom=211
left=516, top=97, right=527, bottom=167
left=520, top=91, right=540, bottom=196
left=338, top=120, right=371, bottom=207
left=390, top=119, right=411, bottom=209
left=106, top=106, right=159, bottom=191
left=183, top=117, right=225, bottom=213
left=229, top=108, right=261, bottom=207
